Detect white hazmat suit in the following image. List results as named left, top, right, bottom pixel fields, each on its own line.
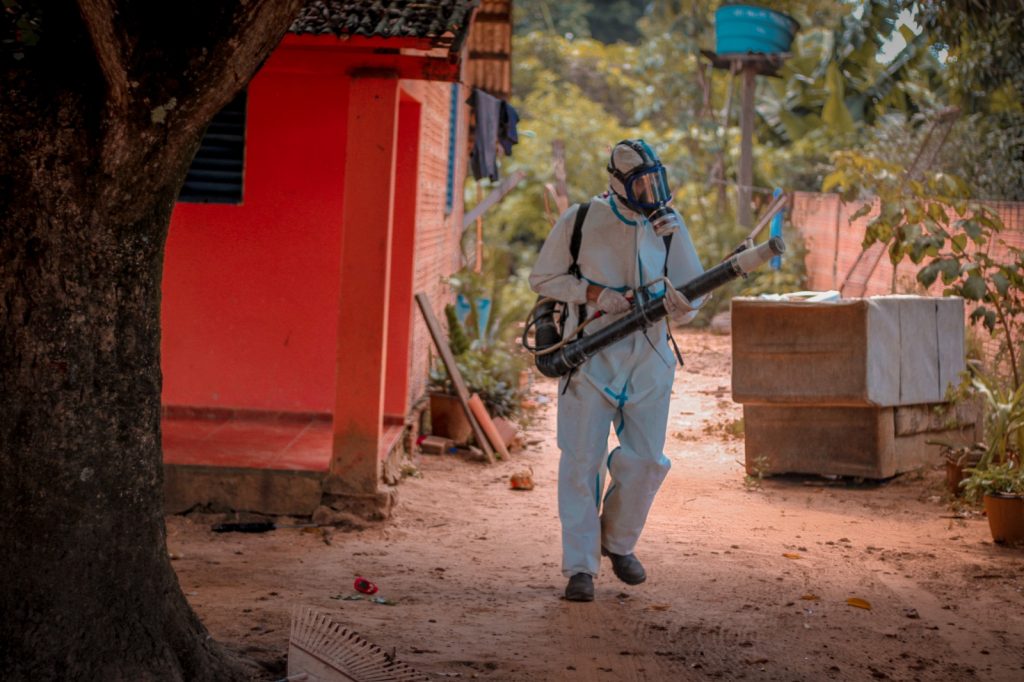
left=529, top=193, right=705, bottom=579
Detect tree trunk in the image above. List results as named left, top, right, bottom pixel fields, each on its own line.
left=0, top=1, right=302, bottom=678
left=0, top=184, right=251, bottom=681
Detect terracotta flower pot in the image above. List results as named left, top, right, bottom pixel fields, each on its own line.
left=429, top=392, right=472, bottom=445
left=945, top=451, right=982, bottom=497
left=983, top=493, right=1024, bottom=546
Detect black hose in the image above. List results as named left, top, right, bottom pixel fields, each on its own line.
left=534, top=236, right=786, bottom=378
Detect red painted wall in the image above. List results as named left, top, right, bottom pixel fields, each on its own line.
left=383, top=97, right=422, bottom=419
left=162, top=48, right=350, bottom=414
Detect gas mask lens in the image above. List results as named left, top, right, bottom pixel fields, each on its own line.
left=626, top=165, right=672, bottom=209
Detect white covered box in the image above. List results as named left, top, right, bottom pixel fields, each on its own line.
left=731, top=296, right=966, bottom=407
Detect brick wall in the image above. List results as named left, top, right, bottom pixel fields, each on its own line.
left=791, top=192, right=1024, bottom=295
left=402, top=80, right=470, bottom=411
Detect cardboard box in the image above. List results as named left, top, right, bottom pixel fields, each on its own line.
left=731, top=296, right=965, bottom=407
left=743, top=402, right=980, bottom=479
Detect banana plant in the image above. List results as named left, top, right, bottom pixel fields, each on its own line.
left=758, top=0, right=944, bottom=145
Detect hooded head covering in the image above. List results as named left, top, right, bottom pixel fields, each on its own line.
left=607, top=139, right=672, bottom=211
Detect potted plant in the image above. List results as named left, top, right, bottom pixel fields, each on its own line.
left=427, top=305, right=475, bottom=443
left=942, top=442, right=986, bottom=497
left=961, top=461, right=1024, bottom=544
left=960, top=377, right=1024, bottom=544
left=427, top=262, right=533, bottom=443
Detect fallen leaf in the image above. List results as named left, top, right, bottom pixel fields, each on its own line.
left=647, top=603, right=671, bottom=611
left=782, top=553, right=802, bottom=559
left=800, top=594, right=820, bottom=601
left=847, top=597, right=872, bottom=610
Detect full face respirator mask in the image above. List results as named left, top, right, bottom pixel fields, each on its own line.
left=607, top=139, right=684, bottom=236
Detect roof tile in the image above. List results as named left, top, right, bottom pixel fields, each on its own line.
left=290, top=0, right=479, bottom=45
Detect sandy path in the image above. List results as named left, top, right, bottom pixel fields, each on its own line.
left=168, top=330, right=1024, bottom=681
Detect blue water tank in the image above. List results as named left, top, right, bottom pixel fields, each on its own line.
left=715, top=5, right=799, bottom=55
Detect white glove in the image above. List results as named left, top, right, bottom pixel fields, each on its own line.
left=595, top=287, right=632, bottom=314
left=664, top=287, right=695, bottom=324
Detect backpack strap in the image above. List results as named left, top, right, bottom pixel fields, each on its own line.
left=561, top=202, right=591, bottom=393
left=568, top=202, right=590, bottom=278
left=661, top=232, right=685, bottom=368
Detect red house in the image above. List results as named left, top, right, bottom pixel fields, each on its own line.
left=161, top=1, right=513, bottom=517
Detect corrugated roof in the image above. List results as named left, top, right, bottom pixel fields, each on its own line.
left=464, top=0, right=511, bottom=98
left=290, top=0, right=479, bottom=48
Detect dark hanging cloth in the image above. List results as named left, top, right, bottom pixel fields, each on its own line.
left=498, top=101, right=520, bottom=156
left=468, top=88, right=502, bottom=181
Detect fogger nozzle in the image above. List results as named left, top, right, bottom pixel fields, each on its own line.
left=734, top=236, right=785, bottom=276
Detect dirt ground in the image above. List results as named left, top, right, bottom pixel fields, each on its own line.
left=168, top=330, right=1024, bottom=681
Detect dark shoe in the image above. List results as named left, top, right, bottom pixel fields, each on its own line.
left=565, top=573, right=595, bottom=602
left=602, top=547, right=646, bottom=585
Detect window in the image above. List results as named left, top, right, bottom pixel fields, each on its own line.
left=178, top=92, right=247, bottom=204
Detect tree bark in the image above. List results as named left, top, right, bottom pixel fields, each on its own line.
left=0, top=1, right=302, bottom=679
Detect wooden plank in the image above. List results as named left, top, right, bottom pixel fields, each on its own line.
left=420, top=435, right=455, bottom=455
left=738, top=66, right=756, bottom=230
left=469, top=393, right=510, bottom=460
left=462, top=169, right=526, bottom=230
left=551, top=139, right=569, bottom=212
left=474, top=182, right=484, bottom=273
left=415, top=292, right=496, bottom=463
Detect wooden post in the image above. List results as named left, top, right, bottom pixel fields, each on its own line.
left=738, top=64, right=756, bottom=229
left=552, top=139, right=568, bottom=214
left=474, top=182, right=483, bottom=273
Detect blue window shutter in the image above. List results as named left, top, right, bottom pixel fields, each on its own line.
left=178, top=91, right=246, bottom=204
left=445, top=83, right=459, bottom=215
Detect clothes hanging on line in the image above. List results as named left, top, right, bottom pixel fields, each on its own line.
left=468, top=88, right=501, bottom=181
left=499, top=100, right=519, bottom=156
left=468, top=89, right=520, bottom=181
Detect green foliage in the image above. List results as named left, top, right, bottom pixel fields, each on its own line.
left=443, top=304, right=470, bottom=356
left=496, top=28, right=812, bottom=281
left=911, top=0, right=1024, bottom=110
left=970, top=375, right=1024, bottom=470
left=514, top=0, right=594, bottom=39
left=448, top=237, right=537, bottom=348
left=961, top=461, right=1024, bottom=503
left=958, top=373, right=1024, bottom=503
left=744, top=451, right=770, bottom=491
left=906, top=0, right=1024, bottom=200
left=939, top=113, right=1024, bottom=202
left=764, top=2, right=932, bottom=134
left=496, top=0, right=1021, bottom=346
left=587, top=0, right=648, bottom=44
left=429, top=238, right=534, bottom=419
left=919, top=240, right=1024, bottom=381
left=429, top=345, right=527, bottom=419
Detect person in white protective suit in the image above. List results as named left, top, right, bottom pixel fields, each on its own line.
left=529, top=139, right=706, bottom=602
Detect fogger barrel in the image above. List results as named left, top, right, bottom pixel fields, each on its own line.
left=534, top=236, right=786, bottom=378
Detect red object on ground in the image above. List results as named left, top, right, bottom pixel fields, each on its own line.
left=353, top=577, right=379, bottom=595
